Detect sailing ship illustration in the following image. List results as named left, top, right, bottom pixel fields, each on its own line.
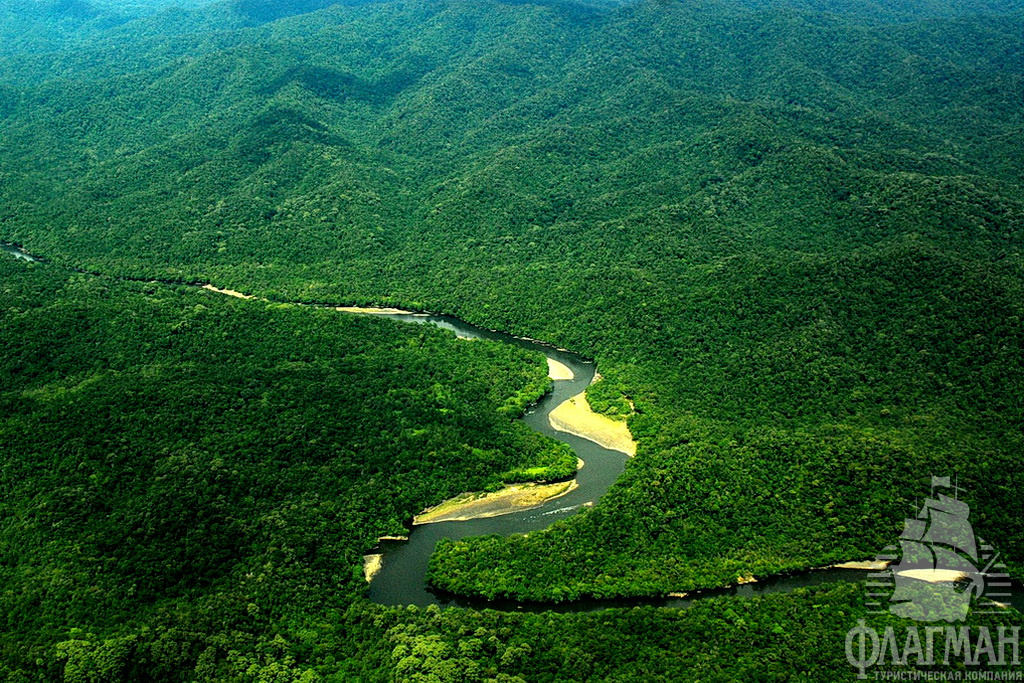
left=889, top=477, right=990, bottom=622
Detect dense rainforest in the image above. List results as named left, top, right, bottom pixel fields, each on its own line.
left=3, top=258, right=1021, bottom=682
left=0, top=258, right=567, bottom=679
left=2, top=0, right=1024, bottom=679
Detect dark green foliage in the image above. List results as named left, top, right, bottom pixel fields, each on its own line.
left=0, top=260, right=559, bottom=679
left=585, top=379, right=631, bottom=420
left=1, top=0, right=1024, bottom=678
left=429, top=241, right=1024, bottom=600
left=373, top=583, right=1023, bottom=682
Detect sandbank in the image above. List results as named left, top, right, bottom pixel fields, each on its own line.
left=202, top=284, right=255, bottom=299
left=335, top=306, right=415, bottom=315
left=546, top=357, right=575, bottom=380
left=896, top=568, right=969, bottom=583
left=548, top=392, right=636, bottom=456
left=414, top=480, right=578, bottom=524
left=363, top=554, right=383, bottom=582
left=832, top=560, right=891, bottom=571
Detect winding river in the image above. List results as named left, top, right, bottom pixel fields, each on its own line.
left=356, top=313, right=882, bottom=611
left=4, top=242, right=1021, bottom=613
left=2, top=243, right=40, bottom=262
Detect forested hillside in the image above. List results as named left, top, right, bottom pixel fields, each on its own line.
left=0, top=259, right=568, bottom=679
left=2, top=0, right=1023, bottom=679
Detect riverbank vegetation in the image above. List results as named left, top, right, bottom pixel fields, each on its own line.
left=0, top=259, right=563, bottom=679
left=365, top=583, right=1024, bottom=682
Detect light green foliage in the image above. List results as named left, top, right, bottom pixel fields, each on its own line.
left=55, top=635, right=137, bottom=683
left=373, top=584, right=1023, bottom=681
left=585, top=379, right=631, bottom=421
left=0, top=262, right=555, bottom=680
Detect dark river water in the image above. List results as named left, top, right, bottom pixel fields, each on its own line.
left=354, top=311, right=891, bottom=611
left=5, top=242, right=1021, bottom=614
left=1, top=243, right=41, bottom=262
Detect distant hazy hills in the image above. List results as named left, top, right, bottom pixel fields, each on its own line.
left=2, top=0, right=1022, bottom=264
left=2, top=0, right=1022, bottom=335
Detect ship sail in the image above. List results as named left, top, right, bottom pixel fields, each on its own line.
left=891, top=538, right=935, bottom=603
left=923, top=514, right=977, bottom=560
left=891, top=576, right=924, bottom=603
left=931, top=547, right=979, bottom=576
left=901, top=518, right=927, bottom=541
left=895, top=494, right=979, bottom=569
left=894, top=538, right=933, bottom=569
left=889, top=485, right=984, bottom=622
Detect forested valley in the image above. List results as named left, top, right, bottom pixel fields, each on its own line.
left=0, top=258, right=567, bottom=679
left=2, top=0, right=1024, bottom=679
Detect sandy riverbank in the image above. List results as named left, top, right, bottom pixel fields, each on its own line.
left=363, top=554, right=384, bottom=582
left=546, top=358, right=574, bottom=380
left=335, top=306, right=415, bottom=315
left=199, top=287, right=415, bottom=314
left=548, top=392, right=636, bottom=456
left=896, top=568, right=968, bottom=582
left=414, top=480, right=578, bottom=524
left=202, top=284, right=255, bottom=299
left=832, top=560, right=891, bottom=571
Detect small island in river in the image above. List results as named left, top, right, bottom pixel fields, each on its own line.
left=413, top=479, right=579, bottom=524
